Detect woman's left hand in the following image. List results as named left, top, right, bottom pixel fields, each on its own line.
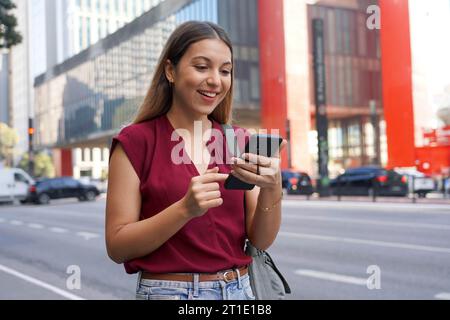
left=230, top=139, right=288, bottom=190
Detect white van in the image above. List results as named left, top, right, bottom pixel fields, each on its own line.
left=394, top=168, right=435, bottom=198
left=0, top=168, right=35, bottom=204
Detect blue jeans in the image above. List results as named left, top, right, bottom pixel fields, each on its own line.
left=136, top=269, right=255, bottom=300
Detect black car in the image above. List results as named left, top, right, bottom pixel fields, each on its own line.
left=281, top=170, right=314, bottom=195
left=329, top=166, right=408, bottom=197
left=26, top=177, right=100, bottom=205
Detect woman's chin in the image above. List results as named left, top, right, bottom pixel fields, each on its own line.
left=195, top=105, right=218, bottom=116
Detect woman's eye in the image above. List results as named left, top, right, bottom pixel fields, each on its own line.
left=221, top=70, right=231, bottom=76
left=195, top=65, right=208, bottom=71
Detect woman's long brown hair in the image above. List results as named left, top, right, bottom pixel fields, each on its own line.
left=133, top=21, right=234, bottom=125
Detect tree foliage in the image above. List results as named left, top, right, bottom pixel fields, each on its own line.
left=0, top=0, right=23, bottom=49
left=18, top=152, right=55, bottom=178
left=0, top=122, right=18, bottom=167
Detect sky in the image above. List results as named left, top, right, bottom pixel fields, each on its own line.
left=409, top=0, right=450, bottom=129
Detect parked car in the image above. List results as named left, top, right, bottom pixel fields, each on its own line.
left=25, top=177, right=100, bottom=205
left=329, top=166, right=408, bottom=197
left=79, top=177, right=107, bottom=193
left=281, top=170, right=314, bottom=195
left=0, top=168, right=35, bottom=204
left=394, top=168, right=435, bottom=198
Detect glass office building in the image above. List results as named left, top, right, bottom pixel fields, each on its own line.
left=34, top=0, right=260, bottom=152
left=34, top=0, right=260, bottom=178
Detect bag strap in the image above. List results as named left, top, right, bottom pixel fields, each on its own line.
left=222, top=124, right=241, bottom=158
left=261, top=249, right=292, bottom=294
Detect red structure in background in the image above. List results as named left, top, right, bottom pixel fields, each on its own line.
left=423, top=126, right=450, bottom=147
left=418, top=125, right=450, bottom=175
left=416, top=146, right=450, bottom=176
left=379, top=0, right=449, bottom=176
left=379, top=0, right=416, bottom=169
left=53, top=148, right=73, bottom=177
left=257, top=0, right=288, bottom=169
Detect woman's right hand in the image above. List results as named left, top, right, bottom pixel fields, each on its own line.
left=180, top=167, right=229, bottom=218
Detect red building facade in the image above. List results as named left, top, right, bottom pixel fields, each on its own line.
left=258, top=0, right=450, bottom=177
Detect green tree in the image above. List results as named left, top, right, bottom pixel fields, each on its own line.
left=0, top=0, right=22, bottom=49
left=18, top=152, right=55, bottom=178
left=0, top=122, right=18, bottom=167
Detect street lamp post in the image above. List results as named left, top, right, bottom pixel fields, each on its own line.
left=370, top=100, right=381, bottom=165
left=286, top=118, right=292, bottom=168
left=28, top=117, right=34, bottom=176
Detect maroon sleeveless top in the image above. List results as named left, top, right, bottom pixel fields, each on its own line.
left=110, top=114, right=252, bottom=274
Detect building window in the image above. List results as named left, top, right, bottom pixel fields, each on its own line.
left=98, top=18, right=102, bottom=39
left=83, top=148, right=89, bottom=162
left=123, top=0, right=127, bottom=15
left=79, top=17, right=84, bottom=49
left=87, top=17, right=91, bottom=46
left=347, top=123, right=361, bottom=157
left=102, top=19, right=107, bottom=37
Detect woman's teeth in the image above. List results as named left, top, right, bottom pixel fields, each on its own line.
left=199, top=91, right=218, bottom=98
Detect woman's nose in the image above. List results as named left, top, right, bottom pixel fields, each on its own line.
left=206, top=71, right=221, bottom=86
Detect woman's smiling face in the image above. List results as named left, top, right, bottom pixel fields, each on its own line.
left=166, top=38, right=233, bottom=117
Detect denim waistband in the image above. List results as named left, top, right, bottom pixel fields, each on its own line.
left=137, top=271, right=249, bottom=290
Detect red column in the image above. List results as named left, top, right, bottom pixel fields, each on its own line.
left=379, top=0, right=415, bottom=168
left=61, top=149, right=73, bottom=176
left=258, top=0, right=288, bottom=168
left=53, top=148, right=73, bottom=177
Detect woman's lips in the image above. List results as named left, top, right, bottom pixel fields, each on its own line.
left=198, top=90, right=219, bottom=103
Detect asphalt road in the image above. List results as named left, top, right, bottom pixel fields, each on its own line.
left=0, top=197, right=449, bottom=300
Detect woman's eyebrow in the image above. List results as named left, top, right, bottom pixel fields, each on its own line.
left=192, top=56, right=232, bottom=66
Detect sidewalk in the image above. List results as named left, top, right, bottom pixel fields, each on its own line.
left=284, top=193, right=450, bottom=205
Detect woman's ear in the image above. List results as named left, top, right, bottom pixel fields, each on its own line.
left=165, top=59, right=175, bottom=84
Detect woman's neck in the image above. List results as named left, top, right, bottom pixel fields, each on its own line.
left=166, top=105, right=212, bottom=134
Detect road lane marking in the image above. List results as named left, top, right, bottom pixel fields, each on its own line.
left=27, top=223, right=44, bottom=229
left=0, top=264, right=85, bottom=300
left=282, top=200, right=450, bottom=213
left=279, top=231, right=450, bottom=254
left=76, top=232, right=100, bottom=240
left=283, top=214, right=450, bottom=230
left=2, top=219, right=101, bottom=238
left=435, top=293, right=450, bottom=300
left=49, top=227, right=68, bottom=234
left=295, top=269, right=367, bottom=286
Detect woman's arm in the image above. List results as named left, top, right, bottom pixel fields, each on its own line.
left=105, top=144, right=228, bottom=264
left=105, top=144, right=191, bottom=264
left=244, top=182, right=282, bottom=251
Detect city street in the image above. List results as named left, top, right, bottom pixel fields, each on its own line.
left=0, top=197, right=449, bottom=300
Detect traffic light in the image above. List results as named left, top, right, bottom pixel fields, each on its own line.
left=28, top=117, right=34, bottom=176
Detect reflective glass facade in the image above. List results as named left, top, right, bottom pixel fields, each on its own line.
left=34, top=0, right=260, bottom=149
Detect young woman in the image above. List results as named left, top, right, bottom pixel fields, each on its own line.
left=105, top=21, right=286, bottom=300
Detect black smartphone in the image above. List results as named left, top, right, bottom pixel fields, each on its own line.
left=224, top=134, right=283, bottom=190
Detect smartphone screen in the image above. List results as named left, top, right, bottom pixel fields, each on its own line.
left=224, top=134, right=283, bottom=190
